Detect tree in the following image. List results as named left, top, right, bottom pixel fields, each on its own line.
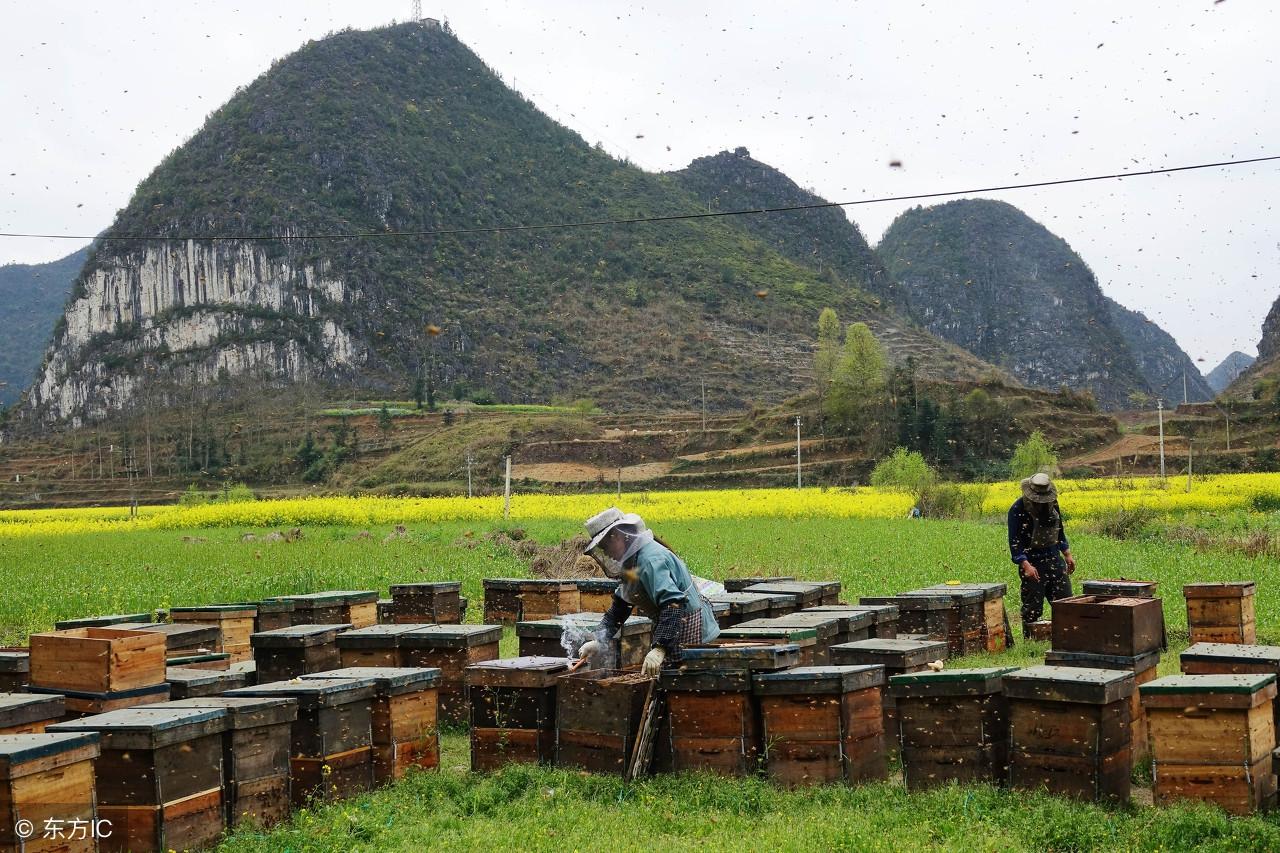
left=813, top=308, right=841, bottom=403
left=412, top=373, right=426, bottom=410
left=294, top=431, right=321, bottom=470
left=870, top=447, right=936, bottom=497
left=825, top=323, right=889, bottom=441
left=1010, top=430, right=1058, bottom=479
left=377, top=404, right=394, bottom=438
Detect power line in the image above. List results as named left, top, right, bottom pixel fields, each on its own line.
left=2, top=154, right=1276, bottom=244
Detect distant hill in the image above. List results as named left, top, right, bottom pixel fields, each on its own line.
left=24, top=22, right=996, bottom=424
left=1104, top=297, right=1212, bottom=403
left=876, top=199, right=1150, bottom=409
left=1228, top=293, right=1280, bottom=397
left=1206, top=351, right=1255, bottom=393
left=0, top=246, right=88, bottom=407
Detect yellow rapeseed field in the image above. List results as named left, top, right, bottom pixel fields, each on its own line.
left=0, top=472, right=1278, bottom=539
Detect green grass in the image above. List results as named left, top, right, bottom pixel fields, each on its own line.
left=5, top=516, right=1280, bottom=850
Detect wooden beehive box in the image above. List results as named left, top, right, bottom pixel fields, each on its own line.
left=753, top=665, right=887, bottom=787
left=225, top=676, right=377, bottom=805
left=1141, top=673, right=1277, bottom=814
left=0, top=650, right=28, bottom=693
left=1051, top=595, right=1164, bottom=657
left=166, top=652, right=231, bottom=671
left=388, top=582, right=463, bottom=624
left=170, top=605, right=257, bottom=663
left=889, top=667, right=1015, bottom=791
left=1025, top=620, right=1052, bottom=642
left=336, top=624, right=433, bottom=668
left=678, top=642, right=802, bottom=673
left=716, top=625, right=819, bottom=666
left=400, top=625, right=502, bottom=724
left=302, top=667, right=442, bottom=783
left=482, top=579, right=581, bottom=624
left=165, top=666, right=251, bottom=700
left=115, top=621, right=222, bottom=661
left=706, top=593, right=774, bottom=627
left=250, top=623, right=351, bottom=683
left=277, top=591, right=378, bottom=630
left=742, top=581, right=828, bottom=611
left=49, top=706, right=228, bottom=852
left=575, top=578, right=620, bottom=613
left=253, top=599, right=296, bottom=633
left=466, top=657, right=568, bottom=771
left=0, top=694, right=64, bottom=735
left=1180, top=642, right=1280, bottom=740
left=1184, top=582, right=1257, bottom=645
left=0, top=732, right=100, bottom=852
left=830, top=638, right=947, bottom=754
left=860, top=595, right=951, bottom=642
left=737, top=615, right=840, bottom=665
left=1044, top=648, right=1160, bottom=768
left=29, top=627, right=167, bottom=697
left=1003, top=665, right=1135, bottom=802
left=710, top=600, right=731, bottom=629
left=556, top=669, right=653, bottom=773
left=846, top=604, right=899, bottom=639
left=723, top=576, right=794, bottom=592
left=659, top=665, right=764, bottom=778
left=921, top=582, right=1009, bottom=654
left=800, top=606, right=878, bottom=646
left=29, top=683, right=172, bottom=717
left=901, top=587, right=986, bottom=657
left=1082, top=579, right=1158, bottom=598
left=165, top=695, right=297, bottom=829
left=516, top=613, right=653, bottom=670
left=54, top=613, right=151, bottom=631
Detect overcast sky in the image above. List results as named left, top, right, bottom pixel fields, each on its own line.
left=1, top=0, right=1275, bottom=369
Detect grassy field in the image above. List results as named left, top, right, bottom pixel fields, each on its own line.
left=4, top=508, right=1280, bottom=849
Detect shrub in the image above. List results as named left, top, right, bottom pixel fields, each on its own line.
left=919, top=482, right=989, bottom=520
left=1090, top=505, right=1158, bottom=540
left=1251, top=492, right=1280, bottom=513
left=870, top=448, right=936, bottom=496
left=1009, top=430, right=1058, bottom=480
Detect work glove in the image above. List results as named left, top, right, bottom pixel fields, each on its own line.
left=576, top=640, right=602, bottom=667
left=642, top=647, right=667, bottom=677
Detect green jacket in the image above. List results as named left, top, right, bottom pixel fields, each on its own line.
left=620, top=540, right=720, bottom=644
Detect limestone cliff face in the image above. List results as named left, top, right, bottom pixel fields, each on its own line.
left=1104, top=297, right=1212, bottom=403
left=31, top=241, right=365, bottom=423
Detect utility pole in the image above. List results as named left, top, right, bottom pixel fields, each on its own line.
left=700, top=378, right=707, bottom=436
left=502, top=456, right=512, bottom=519
left=1182, top=369, right=1188, bottom=406
left=795, top=416, right=802, bottom=490
left=617, top=466, right=622, bottom=500
left=1156, top=399, right=1166, bottom=479
left=1225, top=403, right=1232, bottom=452
left=1186, top=438, right=1193, bottom=493
left=466, top=452, right=474, bottom=498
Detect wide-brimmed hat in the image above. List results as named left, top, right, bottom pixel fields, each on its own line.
left=1021, top=472, right=1058, bottom=504
left=583, top=507, right=646, bottom=552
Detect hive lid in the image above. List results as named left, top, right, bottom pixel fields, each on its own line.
left=115, top=622, right=221, bottom=648
left=718, top=625, right=818, bottom=642
left=752, top=614, right=841, bottom=631
left=1183, top=581, right=1256, bottom=598
left=0, top=693, right=64, bottom=727
left=920, top=582, right=1008, bottom=601
left=833, top=638, right=947, bottom=655
left=464, top=656, right=570, bottom=688
left=741, top=582, right=824, bottom=603
left=708, top=592, right=774, bottom=608
left=1180, top=643, right=1280, bottom=666
left=753, top=664, right=883, bottom=695
left=165, top=666, right=249, bottom=689
left=253, top=598, right=296, bottom=613
left=723, top=576, right=794, bottom=591
left=678, top=642, right=801, bottom=672
left=336, top=624, right=432, bottom=647
left=49, top=706, right=228, bottom=748
left=302, top=666, right=443, bottom=693
left=164, top=695, right=298, bottom=727
left=483, top=578, right=576, bottom=589
left=910, top=586, right=987, bottom=605
left=860, top=595, right=951, bottom=612
left=250, top=624, right=351, bottom=647
left=54, top=613, right=151, bottom=630
left=1045, top=648, right=1162, bottom=673
left=28, top=682, right=171, bottom=703
left=659, top=668, right=754, bottom=692
left=0, top=733, right=100, bottom=774
left=846, top=604, right=899, bottom=623
left=574, top=579, right=620, bottom=592
left=171, top=604, right=257, bottom=616
left=400, top=624, right=502, bottom=648
left=1080, top=579, right=1157, bottom=597
left=226, top=676, right=378, bottom=707
left=389, top=582, right=463, bottom=595
left=1141, top=673, right=1276, bottom=695
left=280, top=590, right=378, bottom=606
left=1002, top=665, right=1135, bottom=704
left=891, top=666, right=1018, bottom=685
left=798, top=606, right=877, bottom=632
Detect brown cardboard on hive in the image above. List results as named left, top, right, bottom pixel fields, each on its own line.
left=250, top=623, right=351, bottom=683
left=889, top=667, right=1016, bottom=791
left=753, top=665, right=887, bottom=787
left=0, top=693, right=64, bottom=735
left=1051, top=595, right=1164, bottom=657
left=466, top=657, right=568, bottom=770
left=29, top=627, right=167, bottom=695
left=0, top=732, right=100, bottom=852
left=1184, top=582, right=1257, bottom=645
left=302, top=667, right=443, bottom=783
left=556, top=669, right=653, bottom=773
left=388, top=582, right=463, bottom=624
left=225, top=676, right=377, bottom=806
left=166, top=695, right=297, bottom=829
left=400, top=625, right=501, bottom=724
left=336, top=623, right=433, bottom=668
left=170, top=604, right=257, bottom=663
left=49, top=705, right=229, bottom=852
left=1141, top=673, right=1277, bottom=814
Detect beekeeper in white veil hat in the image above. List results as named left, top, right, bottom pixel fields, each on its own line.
left=578, top=507, right=719, bottom=675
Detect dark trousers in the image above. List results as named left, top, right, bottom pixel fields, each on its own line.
left=1019, top=553, right=1073, bottom=627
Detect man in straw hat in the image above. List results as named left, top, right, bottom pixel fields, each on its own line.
left=1008, top=472, right=1076, bottom=637
left=576, top=507, right=719, bottom=675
